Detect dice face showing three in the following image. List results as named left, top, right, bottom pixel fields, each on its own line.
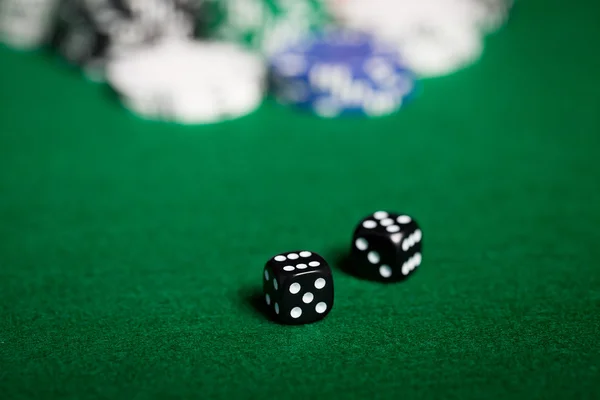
left=263, top=251, right=334, bottom=325
left=351, top=211, right=423, bottom=282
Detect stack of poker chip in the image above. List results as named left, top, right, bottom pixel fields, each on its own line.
left=48, top=0, right=271, bottom=125
left=45, top=0, right=335, bottom=124
left=0, top=0, right=61, bottom=49
left=269, top=28, right=416, bottom=118
left=200, top=0, right=331, bottom=56
left=50, top=0, right=205, bottom=82
left=105, top=38, right=267, bottom=124
left=328, top=0, right=514, bottom=78
left=0, top=0, right=515, bottom=125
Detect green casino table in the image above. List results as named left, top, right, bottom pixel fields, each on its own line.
left=1, top=1, right=599, bottom=398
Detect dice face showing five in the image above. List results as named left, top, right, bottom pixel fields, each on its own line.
left=350, top=211, right=423, bottom=282
left=263, top=251, right=334, bottom=325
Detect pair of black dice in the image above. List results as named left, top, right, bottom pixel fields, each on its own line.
left=262, top=211, right=423, bottom=325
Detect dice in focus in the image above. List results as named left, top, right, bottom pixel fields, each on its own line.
left=263, top=251, right=334, bottom=325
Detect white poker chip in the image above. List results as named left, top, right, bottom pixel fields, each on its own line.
left=330, top=0, right=511, bottom=34
left=460, top=0, right=514, bottom=34
left=328, top=0, right=511, bottom=78
left=395, top=20, right=484, bottom=78
left=106, top=38, right=267, bottom=124
left=0, top=0, right=60, bottom=49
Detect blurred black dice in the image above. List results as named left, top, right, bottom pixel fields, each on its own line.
left=263, top=251, right=334, bottom=325
left=350, top=211, right=422, bottom=282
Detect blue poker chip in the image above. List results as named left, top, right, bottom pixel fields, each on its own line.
left=268, top=28, right=417, bottom=118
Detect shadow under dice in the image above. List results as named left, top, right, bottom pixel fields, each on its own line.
left=350, top=211, right=423, bottom=282
left=263, top=251, right=334, bottom=325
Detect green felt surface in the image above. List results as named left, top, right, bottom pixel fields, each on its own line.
left=1, top=1, right=600, bottom=399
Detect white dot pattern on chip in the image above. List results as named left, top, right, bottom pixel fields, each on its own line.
left=299, top=251, right=312, bottom=257
left=355, top=238, right=368, bottom=251
left=314, top=278, right=326, bottom=289
left=387, top=225, right=400, bottom=233
left=296, top=263, right=307, bottom=269
left=380, top=218, right=394, bottom=226
left=274, top=255, right=286, bottom=262
left=397, top=215, right=412, bottom=224
left=339, top=80, right=369, bottom=105
left=315, top=302, right=327, bottom=314
left=290, top=307, right=302, bottom=318
left=274, top=303, right=279, bottom=314
left=364, top=58, right=396, bottom=87
left=275, top=54, right=307, bottom=77
left=313, top=97, right=341, bottom=118
left=310, top=64, right=352, bottom=92
left=309, top=261, right=320, bottom=267
left=283, top=266, right=295, bottom=271
left=273, top=279, right=278, bottom=290
left=368, top=251, right=380, bottom=264
left=364, top=94, right=398, bottom=117
left=265, top=294, right=271, bottom=305
left=379, top=265, right=392, bottom=278
left=374, top=211, right=388, bottom=219
left=303, top=292, right=314, bottom=303
left=264, top=270, right=269, bottom=280
left=363, top=220, right=377, bottom=229
left=287, top=253, right=299, bottom=260
left=289, top=282, right=301, bottom=294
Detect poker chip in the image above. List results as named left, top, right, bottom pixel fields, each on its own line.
left=329, top=0, right=513, bottom=78
left=0, top=0, right=60, bottom=49
left=105, top=38, right=267, bottom=124
left=394, top=19, right=484, bottom=78
left=460, top=0, right=514, bottom=34
left=269, top=28, right=416, bottom=118
left=50, top=0, right=204, bottom=82
left=201, top=0, right=331, bottom=56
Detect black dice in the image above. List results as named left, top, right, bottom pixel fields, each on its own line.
left=263, top=251, right=334, bottom=325
left=350, top=211, right=423, bottom=282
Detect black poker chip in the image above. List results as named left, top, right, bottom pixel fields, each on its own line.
left=50, top=0, right=205, bottom=80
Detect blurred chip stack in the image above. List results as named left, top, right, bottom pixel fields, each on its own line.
left=0, top=0, right=61, bottom=49
left=50, top=0, right=205, bottom=81
left=328, top=0, right=514, bottom=78
left=105, top=38, right=267, bottom=124
left=270, top=28, right=416, bottom=118
left=0, top=0, right=515, bottom=124
left=200, top=0, right=331, bottom=56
